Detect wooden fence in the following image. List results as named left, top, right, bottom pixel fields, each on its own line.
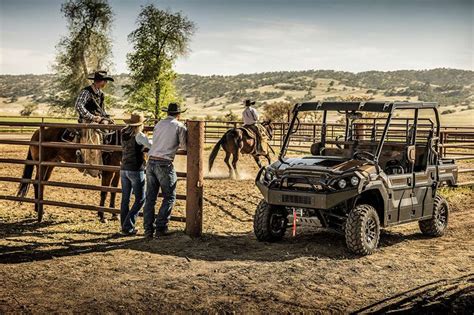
left=0, top=120, right=204, bottom=236
left=0, top=116, right=473, bottom=186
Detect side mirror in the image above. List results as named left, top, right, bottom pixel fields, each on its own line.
left=407, top=145, right=416, bottom=163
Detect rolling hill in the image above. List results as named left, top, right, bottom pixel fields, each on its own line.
left=0, top=68, right=472, bottom=123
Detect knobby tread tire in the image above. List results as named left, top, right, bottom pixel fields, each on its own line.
left=345, top=204, right=380, bottom=256
left=419, top=195, right=449, bottom=237
left=253, top=200, right=286, bottom=242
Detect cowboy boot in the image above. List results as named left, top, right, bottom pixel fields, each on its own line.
left=73, top=133, right=84, bottom=164
left=76, top=150, right=84, bottom=164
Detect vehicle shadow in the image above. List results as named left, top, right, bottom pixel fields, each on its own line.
left=0, top=218, right=430, bottom=264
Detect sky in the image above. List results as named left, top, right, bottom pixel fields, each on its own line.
left=0, top=0, right=472, bottom=75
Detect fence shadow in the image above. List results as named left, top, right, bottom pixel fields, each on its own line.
left=0, top=220, right=427, bottom=264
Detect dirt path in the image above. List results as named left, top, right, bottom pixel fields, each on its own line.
left=1, top=144, right=473, bottom=313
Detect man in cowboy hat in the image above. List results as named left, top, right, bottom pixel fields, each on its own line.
left=143, top=102, right=187, bottom=238
left=75, top=70, right=114, bottom=124
left=72, top=70, right=114, bottom=163
left=242, top=99, right=266, bottom=154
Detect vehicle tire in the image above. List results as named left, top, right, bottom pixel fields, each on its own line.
left=345, top=204, right=381, bottom=255
left=253, top=200, right=287, bottom=242
left=419, top=195, right=449, bottom=237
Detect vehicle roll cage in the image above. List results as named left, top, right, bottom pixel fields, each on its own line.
left=279, top=101, right=441, bottom=165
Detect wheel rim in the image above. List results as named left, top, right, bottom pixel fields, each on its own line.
left=270, top=213, right=285, bottom=234
left=435, top=204, right=448, bottom=229
left=364, top=217, right=377, bottom=246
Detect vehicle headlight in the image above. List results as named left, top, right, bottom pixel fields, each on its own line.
left=350, top=176, right=359, bottom=186
left=337, top=179, right=347, bottom=189
left=264, top=169, right=274, bottom=182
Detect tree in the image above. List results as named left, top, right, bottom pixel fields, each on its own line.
left=52, top=0, right=114, bottom=112
left=224, top=110, right=238, bottom=121
left=20, top=103, right=38, bottom=117
left=263, top=101, right=293, bottom=122
left=127, top=4, right=195, bottom=118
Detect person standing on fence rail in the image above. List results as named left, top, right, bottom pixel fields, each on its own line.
left=120, top=113, right=152, bottom=236
left=143, top=103, right=187, bottom=238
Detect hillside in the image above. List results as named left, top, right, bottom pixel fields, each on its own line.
left=0, top=68, right=473, bottom=122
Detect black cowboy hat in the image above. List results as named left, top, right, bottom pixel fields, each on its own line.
left=162, top=102, right=187, bottom=114
left=244, top=99, right=256, bottom=106
left=88, top=70, right=114, bottom=82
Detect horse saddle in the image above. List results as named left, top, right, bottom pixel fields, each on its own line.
left=61, top=128, right=80, bottom=142
left=239, top=125, right=258, bottom=140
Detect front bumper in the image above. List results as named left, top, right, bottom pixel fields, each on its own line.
left=255, top=167, right=359, bottom=209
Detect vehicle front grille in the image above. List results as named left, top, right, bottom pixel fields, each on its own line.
left=282, top=194, right=312, bottom=205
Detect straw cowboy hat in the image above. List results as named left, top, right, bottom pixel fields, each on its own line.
left=88, top=70, right=114, bottom=82
left=124, top=113, right=145, bottom=126
left=162, top=102, right=187, bottom=114
left=244, top=99, right=256, bottom=106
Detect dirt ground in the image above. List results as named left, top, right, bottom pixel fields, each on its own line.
left=1, top=143, right=473, bottom=313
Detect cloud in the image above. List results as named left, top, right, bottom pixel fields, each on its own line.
left=0, top=47, right=54, bottom=74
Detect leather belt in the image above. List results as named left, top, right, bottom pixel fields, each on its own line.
left=148, top=156, right=171, bottom=161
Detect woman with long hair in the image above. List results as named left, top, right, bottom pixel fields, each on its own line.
left=120, top=113, right=152, bottom=235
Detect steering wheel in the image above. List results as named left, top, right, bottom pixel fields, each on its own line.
left=385, top=159, right=404, bottom=175
left=353, top=151, right=375, bottom=163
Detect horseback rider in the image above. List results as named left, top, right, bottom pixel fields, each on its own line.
left=242, top=99, right=267, bottom=154
left=73, top=70, right=114, bottom=163
left=75, top=70, right=114, bottom=124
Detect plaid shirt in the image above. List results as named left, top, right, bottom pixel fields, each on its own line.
left=75, top=85, right=105, bottom=122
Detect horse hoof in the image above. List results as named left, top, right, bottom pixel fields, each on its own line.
left=110, top=215, right=118, bottom=221
left=99, top=218, right=108, bottom=224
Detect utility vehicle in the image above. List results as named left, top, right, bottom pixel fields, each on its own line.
left=254, top=101, right=458, bottom=255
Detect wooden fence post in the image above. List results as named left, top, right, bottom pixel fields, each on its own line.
left=37, top=125, right=44, bottom=222
left=186, top=120, right=204, bottom=237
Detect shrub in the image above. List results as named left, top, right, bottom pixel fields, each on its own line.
left=20, top=103, right=38, bottom=116
left=441, top=109, right=456, bottom=115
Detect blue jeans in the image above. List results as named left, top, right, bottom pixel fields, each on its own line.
left=143, top=160, right=177, bottom=234
left=120, top=170, right=145, bottom=232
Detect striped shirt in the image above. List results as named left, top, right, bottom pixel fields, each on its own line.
left=75, top=85, right=104, bottom=122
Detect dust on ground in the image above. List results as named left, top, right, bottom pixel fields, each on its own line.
left=0, top=143, right=473, bottom=313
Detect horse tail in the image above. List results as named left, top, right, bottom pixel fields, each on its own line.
left=17, top=148, right=34, bottom=198
left=208, top=134, right=225, bottom=172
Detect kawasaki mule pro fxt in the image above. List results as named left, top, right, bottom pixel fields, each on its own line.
left=253, top=101, right=458, bottom=255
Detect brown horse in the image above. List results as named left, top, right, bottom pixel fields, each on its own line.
left=16, top=126, right=121, bottom=223
left=208, top=121, right=274, bottom=179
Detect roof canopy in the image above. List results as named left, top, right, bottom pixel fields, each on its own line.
left=296, top=101, right=438, bottom=112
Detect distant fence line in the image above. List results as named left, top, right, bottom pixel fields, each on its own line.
left=1, top=115, right=474, bottom=158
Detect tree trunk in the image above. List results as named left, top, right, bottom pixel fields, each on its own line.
left=154, top=82, right=160, bottom=119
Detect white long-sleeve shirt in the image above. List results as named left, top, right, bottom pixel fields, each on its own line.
left=148, top=116, right=187, bottom=161
left=242, top=107, right=259, bottom=125
left=135, top=132, right=152, bottom=149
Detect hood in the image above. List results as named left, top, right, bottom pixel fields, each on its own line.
left=270, top=156, right=374, bottom=175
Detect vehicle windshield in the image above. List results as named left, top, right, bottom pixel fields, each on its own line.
left=279, top=109, right=435, bottom=162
